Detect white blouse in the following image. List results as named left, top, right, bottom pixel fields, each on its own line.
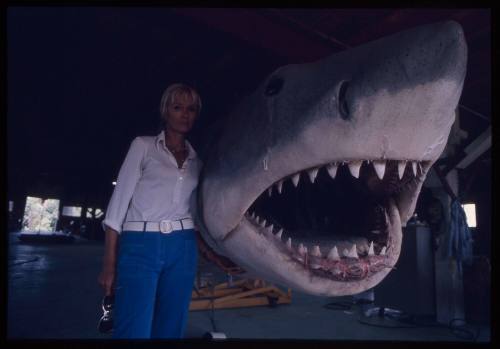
left=102, top=131, right=202, bottom=234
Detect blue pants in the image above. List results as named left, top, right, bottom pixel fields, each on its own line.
left=112, top=229, right=198, bottom=339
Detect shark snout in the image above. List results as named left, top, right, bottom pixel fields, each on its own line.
left=399, top=20, right=467, bottom=86
left=329, top=21, right=467, bottom=162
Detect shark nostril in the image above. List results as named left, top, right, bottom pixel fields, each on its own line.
left=338, top=80, right=350, bottom=120
left=265, top=76, right=284, bottom=96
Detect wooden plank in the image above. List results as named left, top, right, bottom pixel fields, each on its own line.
left=190, top=297, right=266, bottom=310
left=189, top=294, right=292, bottom=311
left=190, top=278, right=293, bottom=311
left=192, top=287, right=244, bottom=299
left=193, top=285, right=291, bottom=301
left=214, top=287, right=276, bottom=304
left=214, top=279, right=247, bottom=289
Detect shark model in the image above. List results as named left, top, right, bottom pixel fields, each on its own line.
left=195, top=21, right=467, bottom=297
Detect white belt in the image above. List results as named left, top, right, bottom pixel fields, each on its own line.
left=122, top=218, right=194, bottom=234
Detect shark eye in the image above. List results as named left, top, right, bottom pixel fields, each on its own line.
left=265, top=77, right=284, bottom=96
left=338, top=80, right=350, bottom=120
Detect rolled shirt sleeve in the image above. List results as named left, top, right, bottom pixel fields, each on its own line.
left=102, top=137, right=146, bottom=234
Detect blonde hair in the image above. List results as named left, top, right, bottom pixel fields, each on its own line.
left=159, top=83, right=202, bottom=118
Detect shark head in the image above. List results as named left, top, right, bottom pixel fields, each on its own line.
left=195, top=21, right=467, bottom=296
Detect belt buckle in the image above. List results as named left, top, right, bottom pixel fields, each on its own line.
left=160, top=220, right=173, bottom=234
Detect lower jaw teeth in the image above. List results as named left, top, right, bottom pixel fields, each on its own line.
left=245, top=210, right=392, bottom=281
left=304, top=253, right=391, bottom=281
left=246, top=211, right=388, bottom=257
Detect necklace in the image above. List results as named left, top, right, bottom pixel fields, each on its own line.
left=167, top=142, right=186, bottom=155
left=169, top=147, right=186, bottom=154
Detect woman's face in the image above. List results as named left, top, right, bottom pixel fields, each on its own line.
left=164, top=93, right=198, bottom=134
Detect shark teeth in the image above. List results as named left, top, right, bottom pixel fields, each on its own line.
left=307, top=168, right=319, bottom=183
left=327, top=246, right=340, bottom=261
left=368, top=241, right=375, bottom=256
left=276, top=179, right=283, bottom=194
left=266, top=224, right=274, bottom=234
left=343, top=244, right=359, bottom=259
left=245, top=159, right=425, bottom=268
left=347, top=161, right=363, bottom=178
left=380, top=246, right=387, bottom=255
left=398, top=160, right=406, bottom=179
left=411, top=161, right=417, bottom=176
left=372, top=160, right=386, bottom=180
left=245, top=211, right=391, bottom=263
left=326, top=163, right=338, bottom=179
left=298, top=243, right=306, bottom=256
left=311, top=245, right=322, bottom=257
left=274, top=228, right=283, bottom=240
left=264, top=159, right=426, bottom=197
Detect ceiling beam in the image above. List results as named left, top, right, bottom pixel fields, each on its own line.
left=172, top=8, right=335, bottom=63
left=346, top=9, right=470, bottom=46
left=456, top=126, right=491, bottom=170
left=260, top=9, right=351, bottom=50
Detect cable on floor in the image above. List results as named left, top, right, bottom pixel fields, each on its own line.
left=207, top=280, right=219, bottom=333
left=323, top=300, right=481, bottom=341
left=8, top=256, right=40, bottom=267
left=322, top=300, right=354, bottom=311
left=357, top=310, right=481, bottom=341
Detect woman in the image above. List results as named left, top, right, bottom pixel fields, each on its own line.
left=98, top=83, right=202, bottom=339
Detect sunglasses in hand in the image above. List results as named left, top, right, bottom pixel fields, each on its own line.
left=98, top=294, right=115, bottom=334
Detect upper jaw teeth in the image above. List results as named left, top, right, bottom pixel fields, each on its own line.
left=307, top=168, right=319, bottom=183
left=398, top=161, right=406, bottom=179
left=411, top=161, right=417, bottom=176
left=267, top=159, right=424, bottom=196
left=276, top=179, right=284, bottom=193
left=326, top=163, right=338, bottom=179
left=347, top=161, right=363, bottom=178
left=372, top=160, right=386, bottom=180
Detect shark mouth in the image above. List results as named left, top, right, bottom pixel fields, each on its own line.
left=241, top=159, right=430, bottom=283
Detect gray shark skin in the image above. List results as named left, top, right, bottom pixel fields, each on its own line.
left=195, top=21, right=467, bottom=296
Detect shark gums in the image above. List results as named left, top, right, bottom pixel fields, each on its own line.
left=194, top=21, right=467, bottom=296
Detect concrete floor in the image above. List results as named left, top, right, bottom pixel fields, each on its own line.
left=7, top=232, right=490, bottom=341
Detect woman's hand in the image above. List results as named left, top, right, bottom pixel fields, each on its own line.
left=99, top=226, right=119, bottom=296
left=195, top=230, right=245, bottom=275
left=98, top=267, right=116, bottom=296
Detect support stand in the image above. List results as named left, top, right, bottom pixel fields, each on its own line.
left=189, top=276, right=292, bottom=311
left=191, top=235, right=292, bottom=339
